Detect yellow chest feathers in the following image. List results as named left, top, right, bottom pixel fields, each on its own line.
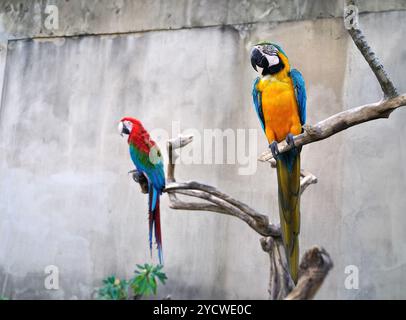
left=257, top=76, right=301, bottom=142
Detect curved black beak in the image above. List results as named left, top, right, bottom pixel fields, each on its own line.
left=122, top=124, right=130, bottom=135
left=250, top=47, right=268, bottom=71
left=119, top=121, right=131, bottom=137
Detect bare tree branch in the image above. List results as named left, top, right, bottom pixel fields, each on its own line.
left=167, top=187, right=273, bottom=236
left=345, top=0, right=398, bottom=98
left=285, top=246, right=333, bottom=300
left=261, top=237, right=295, bottom=299
left=164, top=135, right=282, bottom=237
left=300, top=170, right=318, bottom=195
left=129, top=169, right=149, bottom=194
left=161, top=134, right=322, bottom=299
left=163, top=135, right=317, bottom=237
left=166, top=135, right=194, bottom=183
left=259, top=94, right=406, bottom=162
left=166, top=181, right=270, bottom=225
left=168, top=192, right=229, bottom=214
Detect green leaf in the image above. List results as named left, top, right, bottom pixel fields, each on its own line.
left=137, top=277, right=148, bottom=295
left=156, top=272, right=167, bottom=284
left=97, top=275, right=129, bottom=300
left=150, top=277, right=157, bottom=295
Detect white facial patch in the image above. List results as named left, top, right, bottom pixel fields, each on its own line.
left=266, top=55, right=279, bottom=67
left=118, top=121, right=124, bottom=135
left=125, top=121, right=133, bottom=132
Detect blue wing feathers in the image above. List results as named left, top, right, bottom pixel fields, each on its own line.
left=252, top=77, right=265, bottom=132
left=290, top=69, right=307, bottom=126
left=151, top=186, right=158, bottom=212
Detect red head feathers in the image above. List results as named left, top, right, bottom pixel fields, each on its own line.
left=118, top=117, right=155, bottom=153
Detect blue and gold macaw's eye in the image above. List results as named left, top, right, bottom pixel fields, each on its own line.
left=263, top=45, right=279, bottom=56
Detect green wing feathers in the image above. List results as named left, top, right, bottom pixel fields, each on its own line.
left=276, top=154, right=301, bottom=284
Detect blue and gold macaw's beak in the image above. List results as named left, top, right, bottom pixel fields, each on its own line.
left=250, top=43, right=285, bottom=76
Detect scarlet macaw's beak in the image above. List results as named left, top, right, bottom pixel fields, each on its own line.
left=118, top=121, right=124, bottom=137
left=118, top=121, right=131, bottom=137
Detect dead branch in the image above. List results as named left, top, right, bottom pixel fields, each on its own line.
left=159, top=134, right=320, bottom=299
left=345, top=0, right=398, bottom=99
left=259, top=94, right=406, bottom=162
left=129, top=169, right=149, bottom=194
left=163, top=135, right=317, bottom=238
left=164, top=135, right=279, bottom=236
left=261, top=237, right=294, bottom=299
left=285, top=246, right=333, bottom=300
left=300, top=170, right=318, bottom=195
left=259, top=0, right=405, bottom=163
left=261, top=241, right=333, bottom=300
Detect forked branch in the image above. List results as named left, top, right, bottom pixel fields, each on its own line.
left=163, top=135, right=317, bottom=237
left=159, top=135, right=323, bottom=300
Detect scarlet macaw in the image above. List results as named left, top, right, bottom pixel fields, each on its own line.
left=250, top=42, right=306, bottom=283
left=118, top=117, right=165, bottom=265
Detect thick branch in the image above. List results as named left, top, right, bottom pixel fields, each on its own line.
left=345, top=0, right=398, bottom=98
left=285, top=246, right=333, bottom=300
left=167, top=192, right=229, bottom=214
left=300, top=170, right=318, bottom=195
left=261, top=237, right=294, bottom=299
left=129, top=169, right=149, bottom=194
left=164, top=135, right=286, bottom=237
left=164, top=135, right=317, bottom=238
left=165, top=181, right=269, bottom=225
left=259, top=94, right=406, bottom=162
left=166, top=135, right=194, bottom=183
left=173, top=189, right=277, bottom=236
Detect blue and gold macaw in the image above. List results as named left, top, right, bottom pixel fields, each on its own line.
left=250, top=42, right=306, bottom=283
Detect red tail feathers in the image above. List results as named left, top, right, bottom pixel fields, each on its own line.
left=148, top=191, right=163, bottom=265
left=154, top=198, right=163, bottom=265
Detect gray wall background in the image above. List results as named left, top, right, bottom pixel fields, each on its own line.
left=0, top=0, right=405, bottom=299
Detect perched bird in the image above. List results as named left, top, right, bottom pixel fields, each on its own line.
left=250, top=42, right=306, bottom=283
left=118, top=117, right=165, bottom=264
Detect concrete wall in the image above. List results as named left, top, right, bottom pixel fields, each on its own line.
left=0, top=1, right=405, bottom=299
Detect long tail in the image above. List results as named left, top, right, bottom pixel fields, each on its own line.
left=148, top=186, right=163, bottom=265
left=276, top=149, right=301, bottom=283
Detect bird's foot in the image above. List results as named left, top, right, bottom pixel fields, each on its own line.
left=286, top=133, right=295, bottom=148
left=128, top=169, right=143, bottom=182
left=269, top=141, right=280, bottom=159
left=129, top=169, right=149, bottom=194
